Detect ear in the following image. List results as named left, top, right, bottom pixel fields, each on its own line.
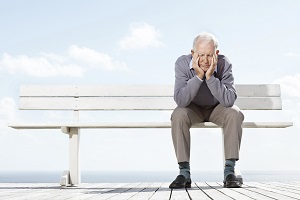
left=191, top=49, right=195, bottom=56
left=216, top=50, right=219, bottom=55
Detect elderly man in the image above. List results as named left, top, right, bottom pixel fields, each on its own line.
left=169, top=32, right=244, bottom=189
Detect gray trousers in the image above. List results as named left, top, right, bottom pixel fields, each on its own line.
left=171, top=103, right=244, bottom=163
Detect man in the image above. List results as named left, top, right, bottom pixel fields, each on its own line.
left=169, top=32, right=244, bottom=189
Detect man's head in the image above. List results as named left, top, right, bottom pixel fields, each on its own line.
left=191, top=32, right=219, bottom=72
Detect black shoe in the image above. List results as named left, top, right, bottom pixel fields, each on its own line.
left=223, top=174, right=242, bottom=188
left=169, top=175, right=192, bottom=189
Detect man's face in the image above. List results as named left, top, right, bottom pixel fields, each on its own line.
left=192, top=41, right=218, bottom=72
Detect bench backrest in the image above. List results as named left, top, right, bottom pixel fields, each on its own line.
left=18, top=84, right=282, bottom=111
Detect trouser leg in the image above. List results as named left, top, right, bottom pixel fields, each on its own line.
left=209, top=104, right=244, bottom=160
left=171, top=103, right=204, bottom=163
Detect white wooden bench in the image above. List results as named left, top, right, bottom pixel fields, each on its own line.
left=9, top=84, right=293, bottom=186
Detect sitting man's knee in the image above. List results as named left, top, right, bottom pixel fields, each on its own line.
left=171, top=107, right=190, bottom=122
left=227, top=107, right=244, bottom=122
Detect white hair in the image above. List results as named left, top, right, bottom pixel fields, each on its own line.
left=193, top=32, right=218, bottom=50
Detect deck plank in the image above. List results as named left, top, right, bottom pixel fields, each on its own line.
left=195, top=182, right=233, bottom=200
left=88, top=182, right=141, bottom=200
left=273, top=182, right=300, bottom=190
left=60, top=183, right=115, bottom=200
left=149, top=182, right=171, bottom=200
left=245, top=182, right=300, bottom=199
left=207, top=182, right=254, bottom=200
left=262, top=182, right=300, bottom=192
left=1, top=182, right=300, bottom=200
left=186, top=182, right=211, bottom=200
left=243, top=182, right=297, bottom=200
left=129, top=182, right=163, bottom=200
left=108, top=182, right=152, bottom=200
left=170, top=188, right=190, bottom=200
left=215, top=182, right=275, bottom=200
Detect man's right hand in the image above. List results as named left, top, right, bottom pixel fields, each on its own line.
left=192, top=53, right=205, bottom=80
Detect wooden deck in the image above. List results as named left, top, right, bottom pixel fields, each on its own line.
left=0, top=182, right=300, bottom=200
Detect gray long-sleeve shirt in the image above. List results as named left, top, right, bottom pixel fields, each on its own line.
left=174, top=54, right=237, bottom=108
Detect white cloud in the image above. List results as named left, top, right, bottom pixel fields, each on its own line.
left=119, top=23, right=165, bottom=50
left=68, top=45, right=127, bottom=70
left=274, top=73, right=300, bottom=98
left=0, top=46, right=128, bottom=77
left=283, top=52, right=300, bottom=59
left=274, top=74, right=300, bottom=129
left=0, top=97, right=16, bottom=120
left=0, top=97, right=16, bottom=135
left=0, top=53, right=84, bottom=77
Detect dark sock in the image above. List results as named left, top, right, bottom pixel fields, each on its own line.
left=179, top=162, right=190, bottom=179
left=224, top=159, right=236, bottom=180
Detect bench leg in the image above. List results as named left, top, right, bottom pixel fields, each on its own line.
left=69, top=127, right=81, bottom=185
left=60, top=127, right=81, bottom=186
left=60, top=170, right=71, bottom=186
left=221, top=129, right=243, bottom=184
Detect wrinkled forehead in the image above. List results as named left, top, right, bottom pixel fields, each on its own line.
left=195, top=41, right=216, bottom=54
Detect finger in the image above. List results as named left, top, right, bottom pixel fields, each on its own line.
left=192, top=53, right=197, bottom=62
left=193, top=53, right=200, bottom=65
left=210, top=56, right=214, bottom=67
left=214, top=54, right=217, bottom=63
left=193, top=52, right=199, bottom=60
left=212, top=54, right=217, bottom=66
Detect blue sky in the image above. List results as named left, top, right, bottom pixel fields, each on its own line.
left=1, top=0, right=300, bottom=174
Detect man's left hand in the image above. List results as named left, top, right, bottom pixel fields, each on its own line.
left=206, top=54, right=217, bottom=80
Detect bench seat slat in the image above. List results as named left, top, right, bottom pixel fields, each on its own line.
left=19, top=97, right=282, bottom=110
left=235, top=84, right=280, bottom=97
left=8, top=121, right=293, bottom=129
left=20, top=84, right=281, bottom=97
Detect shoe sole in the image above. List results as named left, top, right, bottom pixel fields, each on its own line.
left=224, top=181, right=242, bottom=188
left=169, top=183, right=192, bottom=189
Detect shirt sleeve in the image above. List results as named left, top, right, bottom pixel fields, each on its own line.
left=173, top=57, right=203, bottom=107
left=206, top=61, right=237, bottom=107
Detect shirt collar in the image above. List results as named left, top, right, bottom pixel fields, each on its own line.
left=189, top=59, right=218, bottom=73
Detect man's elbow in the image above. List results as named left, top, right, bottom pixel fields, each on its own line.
left=174, top=97, right=189, bottom=108
left=177, top=102, right=189, bottom=108
left=222, top=98, right=236, bottom=107
left=223, top=93, right=237, bottom=107
left=225, top=102, right=235, bottom=107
